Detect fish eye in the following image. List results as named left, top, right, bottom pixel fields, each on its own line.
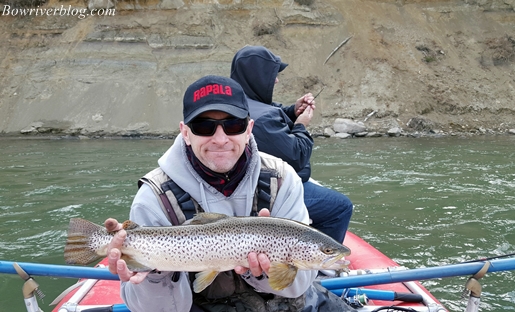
left=321, top=247, right=335, bottom=254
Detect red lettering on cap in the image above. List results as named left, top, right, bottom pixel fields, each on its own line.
left=193, top=84, right=233, bottom=102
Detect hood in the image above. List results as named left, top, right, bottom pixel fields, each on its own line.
left=230, top=46, right=287, bottom=104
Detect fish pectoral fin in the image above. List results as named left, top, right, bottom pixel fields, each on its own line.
left=193, top=270, right=220, bottom=293
left=189, top=213, right=229, bottom=225
left=268, top=262, right=298, bottom=291
left=121, top=255, right=152, bottom=272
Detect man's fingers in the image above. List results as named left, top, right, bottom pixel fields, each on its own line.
left=116, top=259, right=132, bottom=282
left=110, top=229, right=127, bottom=250
left=129, top=272, right=150, bottom=284
left=258, top=208, right=270, bottom=217
left=234, top=266, right=248, bottom=275
left=247, top=252, right=262, bottom=276
left=108, top=248, right=121, bottom=274
left=107, top=229, right=126, bottom=275
left=257, top=253, right=270, bottom=274
left=105, top=218, right=122, bottom=232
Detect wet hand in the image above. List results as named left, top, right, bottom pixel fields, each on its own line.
left=105, top=218, right=149, bottom=284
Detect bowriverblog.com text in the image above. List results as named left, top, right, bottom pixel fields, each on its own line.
left=2, top=5, right=116, bottom=19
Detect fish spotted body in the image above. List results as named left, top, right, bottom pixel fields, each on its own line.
left=64, top=213, right=351, bottom=292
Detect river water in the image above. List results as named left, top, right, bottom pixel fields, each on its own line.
left=0, top=136, right=514, bottom=312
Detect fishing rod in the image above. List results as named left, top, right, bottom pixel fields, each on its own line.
left=312, top=86, right=325, bottom=100
left=460, top=252, right=515, bottom=264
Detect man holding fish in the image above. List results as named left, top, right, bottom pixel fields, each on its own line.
left=71, top=75, right=351, bottom=312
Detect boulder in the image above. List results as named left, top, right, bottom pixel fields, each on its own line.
left=332, top=132, right=352, bottom=139
left=387, top=127, right=402, bottom=137
left=323, top=127, right=335, bottom=137
left=333, top=118, right=366, bottom=134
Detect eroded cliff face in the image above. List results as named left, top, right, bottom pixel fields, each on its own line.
left=1, top=0, right=514, bottom=137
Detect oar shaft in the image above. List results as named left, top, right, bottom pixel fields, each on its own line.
left=0, top=261, right=119, bottom=280
left=3, top=258, right=515, bottom=291
left=321, top=258, right=515, bottom=290
left=331, top=288, right=423, bottom=302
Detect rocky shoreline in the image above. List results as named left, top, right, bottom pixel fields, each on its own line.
left=3, top=117, right=515, bottom=141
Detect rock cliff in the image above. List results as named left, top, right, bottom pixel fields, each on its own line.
left=1, top=0, right=515, bottom=137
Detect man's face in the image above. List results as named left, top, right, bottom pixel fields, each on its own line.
left=180, top=111, right=254, bottom=173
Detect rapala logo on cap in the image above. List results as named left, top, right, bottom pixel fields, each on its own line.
left=193, top=84, right=233, bottom=102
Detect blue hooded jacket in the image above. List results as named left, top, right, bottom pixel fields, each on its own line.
left=231, top=46, right=313, bottom=182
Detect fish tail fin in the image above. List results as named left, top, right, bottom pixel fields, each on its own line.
left=64, top=218, right=105, bottom=265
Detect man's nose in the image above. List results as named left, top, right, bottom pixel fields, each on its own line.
left=211, top=125, right=228, bottom=142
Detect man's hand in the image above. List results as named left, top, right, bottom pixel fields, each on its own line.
left=234, top=209, right=271, bottom=277
left=294, top=93, right=316, bottom=117
left=294, top=105, right=314, bottom=127
left=105, top=218, right=149, bottom=284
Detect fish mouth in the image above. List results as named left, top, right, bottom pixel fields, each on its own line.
left=321, top=254, right=350, bottom=269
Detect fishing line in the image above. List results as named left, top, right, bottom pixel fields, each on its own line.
left=460, top=252, right=515, bottom=264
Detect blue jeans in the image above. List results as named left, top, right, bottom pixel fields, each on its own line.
left=303, top=181, right=353, bottom=243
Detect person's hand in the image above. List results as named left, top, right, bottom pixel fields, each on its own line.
left=294, top=105, right=314, bottom=127
left=294, top=93, right=316, bottom=116
left=105, top=218, right=149, bottom=284
left=234, top=209, right=271, bottom=277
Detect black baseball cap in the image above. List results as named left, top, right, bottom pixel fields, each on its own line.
left=183, top=75, right=249, bottom=124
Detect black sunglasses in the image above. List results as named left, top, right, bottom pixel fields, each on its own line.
left=188, top=118, right=248, bottom=136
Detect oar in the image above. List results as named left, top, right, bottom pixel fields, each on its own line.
left=321, top=258, right=515, bottom=290
left=3, top=258, right=515, bottom=291
left=331, top=288, right=423, bottom=302
left=0, top=260, right=119, bottom=280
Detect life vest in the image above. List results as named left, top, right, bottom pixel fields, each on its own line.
left=137, top=151, right=284, bottom=225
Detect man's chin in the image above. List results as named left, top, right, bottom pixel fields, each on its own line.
left=206, top=160, right=237, bottom=173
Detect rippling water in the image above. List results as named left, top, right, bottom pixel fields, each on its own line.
left=0, top=136, right=514, bottom=312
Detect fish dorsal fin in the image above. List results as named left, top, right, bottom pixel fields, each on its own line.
left=194, top=270, right=220, bottom=293
left=189, top=213, right=229, bottom=225
left=268, top=262, right=298, bottom=291
left=122, top=220, right=140, bottom=230
left=121, top=255, right=153, bottom=272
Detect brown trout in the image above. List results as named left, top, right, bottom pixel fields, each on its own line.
left=64, top=213, right=351, bottom=293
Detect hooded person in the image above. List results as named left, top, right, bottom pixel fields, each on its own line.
left=231, top=46, right=354, bottom=244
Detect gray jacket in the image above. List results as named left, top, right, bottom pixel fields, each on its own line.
left=120, top=134, right=316, bottom=312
